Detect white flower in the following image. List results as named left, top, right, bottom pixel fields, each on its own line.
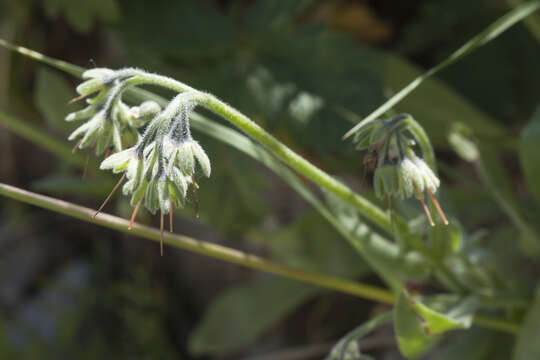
left=100, top=147, right=144, bottom=195
left=76, top=68, right=115, bottom=96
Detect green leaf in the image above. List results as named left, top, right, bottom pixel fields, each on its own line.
left=197, top=147, right=269, bottom=233
left=43, top=0, right=119, bottom=33
left=438, top=328, right=511, bottom=360
left=520, top=103, right=540, bottom=205
left=394, top=290, right=440, bottom=359
left=261, top=212, right=369, bottom=278
left=394, top=291, right=477, bottom=358
left=343, top=0, right=540, bottom=139
left=429, top=220, right=463, bottom=262
left=325, top=190, right=431, bottom=290
left=412, top=294, right=478, bottom=334
left=188, top=278, right=318, bottom=356
left=34, top=67, right=80, bottom=133
left=513, top=286, right=540, bottom=360
left=118, top=0, right=233, bottom=59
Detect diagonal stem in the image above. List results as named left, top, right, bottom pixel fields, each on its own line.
left=0, top=182, right=523, bottom=335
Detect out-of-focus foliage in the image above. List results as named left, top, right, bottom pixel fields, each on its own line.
left=2, top=0, right=540, bottom=359
left=43, top=0, right=119, bottom=33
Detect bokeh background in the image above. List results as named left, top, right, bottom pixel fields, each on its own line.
left=1, top=0, right=540, bottom=359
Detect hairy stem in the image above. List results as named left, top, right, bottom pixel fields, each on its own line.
left=120, top=73, right=392, bottom=232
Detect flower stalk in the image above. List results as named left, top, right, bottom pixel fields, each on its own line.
left=65, top=68, right=394, bottom=251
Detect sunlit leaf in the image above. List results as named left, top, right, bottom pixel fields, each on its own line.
left=394, top=290, right=439, bottom=359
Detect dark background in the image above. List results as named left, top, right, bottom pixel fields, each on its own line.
left=1, top=0, right=539, bottom=359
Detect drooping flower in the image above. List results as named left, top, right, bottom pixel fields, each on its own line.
left=162, top=105, right=211, bottom=179
left=358, top=114, right=448, bottom=226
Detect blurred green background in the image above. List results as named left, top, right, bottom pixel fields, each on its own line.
left=1, top=0, right=540, bottom=359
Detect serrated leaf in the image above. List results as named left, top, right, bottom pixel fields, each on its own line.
left=188, top=278, right=318, bottom=356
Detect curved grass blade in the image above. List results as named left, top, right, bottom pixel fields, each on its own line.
left=0, top=39, right=84, bottom=77
left=342, top=0, right=540, bottom=140
left=0, top=109, right=93, bottom=170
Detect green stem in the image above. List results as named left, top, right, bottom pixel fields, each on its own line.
left=0, top=39, right=84, bottom=77
left=202, top=94, right=391, bottom=232
left=0, top=182, right=522, bottom=335
left=0, top=182, right=395, bottom=305
left=121, top=74, right=392, bottom=233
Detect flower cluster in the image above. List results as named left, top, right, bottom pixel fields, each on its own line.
left=100, top=102, right=210, bottom=216
left=355, top=114, right=448, bottom=226
left=66, top=68, right=161, bottom=155
left=66, top=68, right=212, bottom=254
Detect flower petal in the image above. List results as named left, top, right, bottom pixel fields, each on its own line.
left=192, top=141, right=211, bottom=177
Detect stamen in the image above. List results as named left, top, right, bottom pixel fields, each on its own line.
left=72, top=138, right=83, bottom=154
left=169, top=200, right=174, bottom=232
left=419, top=197, right=435, bottom=227
left=427, top=189, right=449, bottom=225
left=160, top=212, right=164, bottom=256
left=67, top=93, right=91, bottom=106
left=192, top=175, right=200, bottom=219
left=93, top=173, right=126, bottom=219
left=415, top=187, right=434, bottom=227
left=128, top=200, right=142, bottom=230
